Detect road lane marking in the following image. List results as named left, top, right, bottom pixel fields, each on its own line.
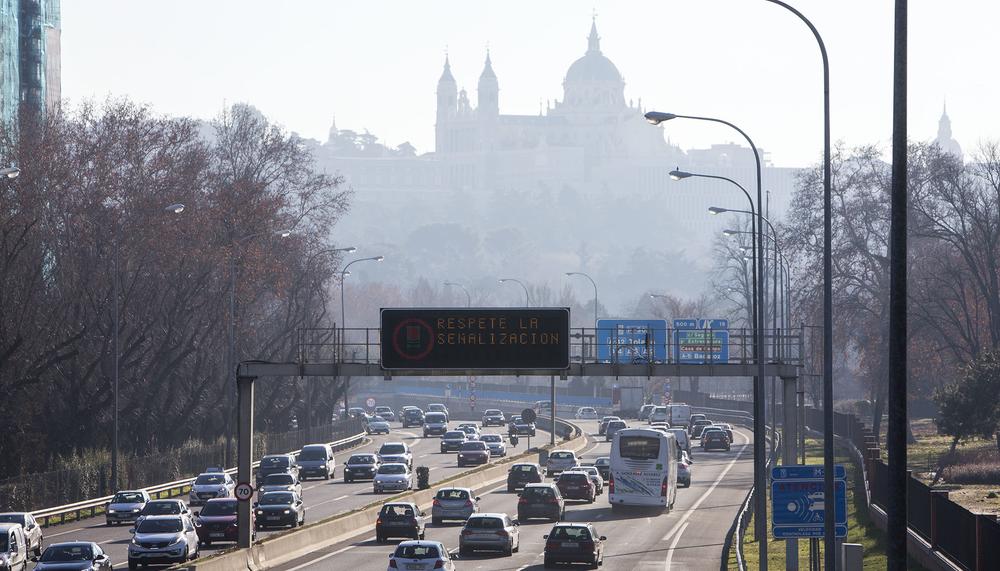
left=284, top=543, right=358, bottom=571
left=664, top=521, right=688, bottom=570
left=309, top=494, right=350, bottom=509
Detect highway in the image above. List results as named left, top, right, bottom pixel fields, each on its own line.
left=32, top=417, right=553, bottom=569
left=271, top=420, right=757, bottom=571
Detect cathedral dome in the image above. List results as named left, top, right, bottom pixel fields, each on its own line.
left=565, top=52, right=622, bottom=83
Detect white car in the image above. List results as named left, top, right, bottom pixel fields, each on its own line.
left=574, top=407, right=599, bottom=420
left=366, top=415, right=391, bottom=435
left=373, top=463, right=413, bottom=494
left=258, top=473, right=303, bottom=497
left=378, top=442, right=413, bottom=468
left=545, top=450, right=579, bottom=476
left=480, top=434, right=507, bottom=457
left=387, top=540, right=455, bottom=571
left=127, top=515, right=199, bottom=567
left=648, top=406, right=669, bottom=424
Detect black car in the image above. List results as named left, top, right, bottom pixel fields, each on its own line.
left=343, top=454, right=381, bottom=482
left=593, top=457, right=611, bottom=481
left=543, top=523, right=605, bottom=568
left=376, top=502, right=426, bottom=543
left=254, top=491, right=305, bottom=529
left=401, top=408, right=425, bottom=428
left=507, top=463, right=543, bottom=492
left=34, top=542, right=113, bottom=571
left=440, top=430, right=468, bottom=453
left=508, top=415, right=536, bottom=436
left=481, top=409, right=506, bottom=427
left=702, top=429, right=731, bottom=451
left=555, top=471, right=595, bottom=503
left=517, top=483, right=564, bottom=522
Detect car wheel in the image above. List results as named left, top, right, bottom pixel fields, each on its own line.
left=432, top=517, right=442, bottom=526
left=345, top=477, right=353, bottom=483
left=128, top=561, right=138, bottom=571
left=513, top=538, right=520, bottom=553
left=505, top=540, right=513, bottom=557
left=507, top=485, right=515, bottom=493
left=376, top=534, right=384, bottom=544
left=419, top=531, right=425, bottom=540
left=544, top=556, right=555, bottom=568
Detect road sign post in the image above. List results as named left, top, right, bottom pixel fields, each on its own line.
left=673, top=319, right=730, bottom=364
left=771, top=465, right=848, bottom=540
left=596, top=319, right=667, bottom=363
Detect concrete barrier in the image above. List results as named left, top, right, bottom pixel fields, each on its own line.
left=172, top=419, right=586, bottom=571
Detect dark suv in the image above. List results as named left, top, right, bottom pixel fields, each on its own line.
left=375, top=502, right=426, bottom=543
left=440, top=430, right=468, bottom=453
left=256, top=454, right=297, bottom=480
left=507, top=463, right=543, bottom=492
left=555, top=471, right=596, bottom=503
left=401, top=408, right=425, bottom=428
left=517, top=483, right=564, bottom=522
left=702, top=429, right=731, bottom=451
left=481, top=409, right=506, bottom=427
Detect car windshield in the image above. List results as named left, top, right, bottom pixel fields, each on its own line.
left=550, top=526, right=591, bottom=540
left=379, top=464, right=407, bottom=475
left=513, top=465, right=536, bottom=472
left=348, top=455, right=376, bottom=465
left=0, top=536, right=6, bottom=551
left=381, top=504, right=415, bottom=518
left=522, top=487, right=553, bottom=498
left=595, top=458, right=610, bottom=466
left=298, top=448, right=327, bottom=461
left=425, top=413, right=446, bottom=422
left=405, top=409, right=422, bottom=416
left=380, top=444, right=406, bottom=455
left=466, top=517, right=503, bottom=529
left=200, top=501, right=237, bottom=516
left=551, top=451, right=574, bottom=460
left=41, top=545, right=94, bottom=562
left=262, top=474, right=295, bottom=485
left=435, top=489, right=469, bottom=500
left=136, top=518, right=183, bottom=533
left=261, top=456, right=291, bottom=467
left=112, top=492, right=144, bottom=503
left=429, top=405, right=445, bottom=411
left=393, top=544, right=440, bottom=559
left=0, top=514, right=25, bottom=525
left=143, top=502, right=180, bottom=515
left=481, top=435, right=501, bottom=442
left=559, top=473, right=588, bottom=483
left=619, top=436, right=661, bottom=460
left=444, top=431, right=465, bottom=439
left=511, top=416, right=522, bottom=422
left=195, top=474, right=225, bottom=485
left=370, top=416, right=386, bottom=422
left=376, top=407, right=391, bottom=413
left=609, top=421, right=626, bottom=428
left=260, top=493, right=295, bottom=506
left=461, top=442, right=486, bottom=451
left=485, top=410, right=501, bottom=415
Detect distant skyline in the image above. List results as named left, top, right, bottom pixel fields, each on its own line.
left=63, top=1, right=995, bottom=168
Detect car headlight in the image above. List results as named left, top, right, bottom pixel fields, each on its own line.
left=283, top=509, right=291, bottom=514
left=131, top=538, right=139, bottom=545
left=108, top=509, right=117, bottom=514
left=132, top=508, right=141, bottom=513
left=218, top=488, right=228, bottom=495
left=169, top=536, right=185, bottom=547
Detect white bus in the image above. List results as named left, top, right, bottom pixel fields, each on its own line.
left=608, top=427, right=679, bottom=510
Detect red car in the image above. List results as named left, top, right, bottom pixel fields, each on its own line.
left=555, top=471, right=595, bottom=503
left=194, top=498, right=254, bottom=545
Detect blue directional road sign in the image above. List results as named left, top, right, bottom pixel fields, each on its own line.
left=672, top=319, right=730, bottom=364
left=771, top=464, right=848, bottom=539
left=596, top=319, right=667, bottom=363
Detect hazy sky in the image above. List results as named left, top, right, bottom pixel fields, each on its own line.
left=63, top=1, right=996, bottom=168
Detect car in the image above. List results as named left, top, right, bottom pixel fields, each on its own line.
left=543, top=523, right=606, bottom=568
left=423, top=412, right=449, bottom=437
left=605, top=419, right=627, bottom=441
left=254, top=491, right=305, bottom=529
left=574, top=407, right=599, bottom=420
left=127, top=514, right=199, bottom=568
left=457, top=423, right=480, bottom=437
left=373, top=406, right=396, bottom=421
left=376, top=502, right=426, bottom=542
left=386, top=540, right=454, bottom=571
left=106, top=490, right=152, bottom=526
left=431, top=487, right=480, bottom=524
left=650, top=421, right=671, bottom=430
left=678, top=452, right=692, bottom=488
left=135, top=499, right=193, bottom=526
left=297, top=443, right=337, bottom=480
left=365, top=415, right=391, bottom=435
left=457, top=441, right=490, bottom=467
left=440, top=430, right=469, bottom=453
left=343, top=453, right=381, bottom=482
left=534, top=400, right=553, bottom=413
left=188, top=472, right=235, bottom=507
left=593, top=457, right=611, bottom=481
left=0, top=523, right=28, bottom=571
left=194, top=498, right=251, bottom=546
left=509, top=415, right=537, bottom=436
left=702, top=429, right=731, bottom=451
left=517, top=483, right=564, bottom=522
left=701, top=426, right=728, bottom=443
left=257, top=472, right=303, bottom=496
left=714, top=423, right=735, bottom=442
left=373, top=463, right=413, bottom=494
left=571, top=466, right=604, bottom=494
left=638, top=404, right=657, bottom=422
left=689, top=413, right=707, bottom=425
left=690, top=419, right=714, bottom=438
left=33, top=542, right=112, bottom=571
left=507, top=463, right=543, bottom=492
left=0, top=513, right=42, bottom=556
left=555, top=471, right=596, bottom=502
left=257, top=454, right=299, bottom=480
left=427, top=403, right=450, bottom=420
left=459, top=513, right=520, bottom=556
left=378, top=442, right=413, bottom=468
left=648, top=406, right=669, bottom=424
left=401, top=408, right=425, bottom=428
left=545, top=449, right=579, bottom=476
left=480, top=433, right=507, bottom=456
left=481, top=409, right=506, bottom=427
left=667, top=428, right=693, bottom=458
left=347, top=406, right=367, bottom=418
left=598, top=416, right=620, bottom=435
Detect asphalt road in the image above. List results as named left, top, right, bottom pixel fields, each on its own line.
left=271, top=420, right=757, bottom=571
left=32, top=418, right=552, bottom=569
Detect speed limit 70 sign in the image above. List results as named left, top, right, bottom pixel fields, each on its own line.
left=235, top=482, right=254, bottom=502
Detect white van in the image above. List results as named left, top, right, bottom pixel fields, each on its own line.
left=297, top=444, right=336, bottom=480
left=0, top=523, right=28, bottom=571
left=608, top=428, right=678, bottom=510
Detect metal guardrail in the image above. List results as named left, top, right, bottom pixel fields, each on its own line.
left=31, top=431, right=367, bottom=528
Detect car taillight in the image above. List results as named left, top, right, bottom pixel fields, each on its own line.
left=518, top=497, right=528, bottom=504
left=388, top=560, right=397, bottom=568
left=376, top=518, right=382, bottom=524
left=432, top=499, right=441, bottom=506
left=581, top=540, right=595, bottom=551
left=548, top=497, right=560, bottom=504
left=461, top=529, right=474, bottom=536
left=464, top=500, right=473, bottom=507
left=495, top=530, right=508, bottom=537
left=546, top=541, right=560, bottom=550
left=661, top=477, right=669, bottom=497
left=433, top=561, right=444, bottom=569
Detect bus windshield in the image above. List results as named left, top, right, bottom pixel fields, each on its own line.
left=618, top=435, right=661, bottom=460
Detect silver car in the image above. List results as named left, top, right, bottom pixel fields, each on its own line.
left=366, top=415, right=391, bottom=435
left=106, top=490, right=152, bottom=526
left=127, top=515, right=198, bottom=567
left=458, top=513, right=520, bottom=557
left=188, top=472, right=235, bottom=506
left=0, top=512, right=43, bottom=556
left=373, top=463, right=413, bottom=494
left=431, top=487, right=479, bottom=524
left=377, top=442, right=413, bottom=468
left=258, top=473, right=302, bottom=496
left=545, top=450, right=579, bottom=477
left=480, top=434, right=507, bottom=457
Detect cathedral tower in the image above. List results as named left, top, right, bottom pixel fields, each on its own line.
left=435, top=54, right=457, bottom=153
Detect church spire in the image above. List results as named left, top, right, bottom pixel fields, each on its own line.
left=480, top=49, right=496, bottom=80
left=438, top=53, right=456, bottom=84
left=477, top=49, right=499, bottom=117
left=587, top=15, right=601, bottom=54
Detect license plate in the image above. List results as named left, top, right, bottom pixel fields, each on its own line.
left=562, top=541, right=578, bottom=548
left=267, top=516, right=281, bottom=521
left=209, top=532, right=225, bottom=538
left=404, top=565, right=427, bottom=571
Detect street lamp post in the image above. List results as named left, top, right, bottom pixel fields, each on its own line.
left=565, top=272, right=598, bottom=326
left=650, top=111, right=768, bottom=562
left=443, top=281, right=472, bottom=307
left=498, top=278, right=530, bottom=307
left=339, top=255, right=384, bottom=410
